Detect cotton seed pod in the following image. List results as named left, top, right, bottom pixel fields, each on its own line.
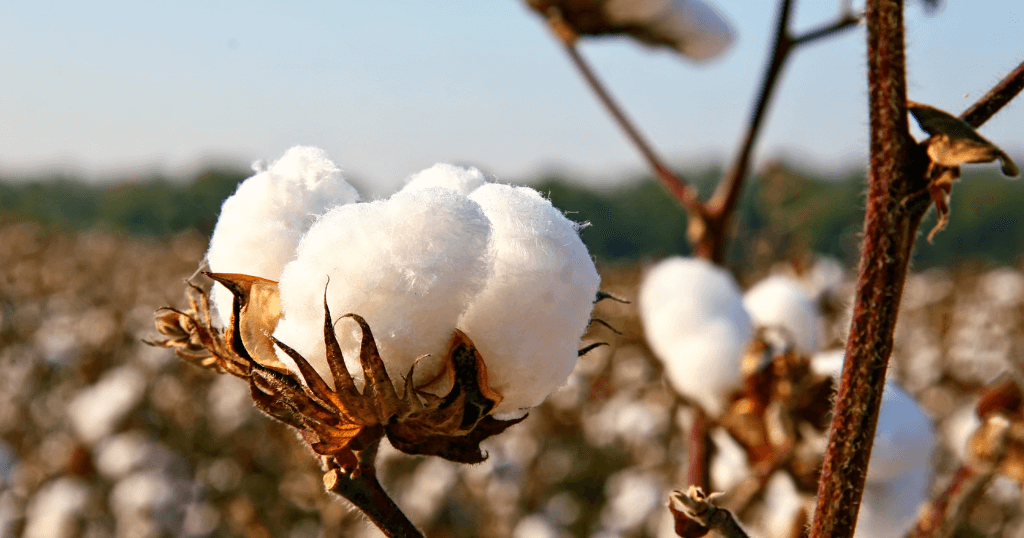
left=206, top=146, right=360, bottom=326
left=743, top=274, right=825, bottom=355
left=639, top=257, right=753, bottom=416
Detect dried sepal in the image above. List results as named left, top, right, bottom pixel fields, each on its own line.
left=969, top=374, right=1024, bottom=484
left=205, top=272, right=292, bottom=376
left=907, top=101, right=1020, bottom=242
left=148, top=280, right=250, bottom=377
left=669, top=487, right=750, bottom=538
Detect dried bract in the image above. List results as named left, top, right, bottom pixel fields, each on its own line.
left=907, top=100, right=1020, bottom=241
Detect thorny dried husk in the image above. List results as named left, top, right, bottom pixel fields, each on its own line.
left=907, top=101, right=1020, bottom=242
left=149, top=272, right=527, bottom=471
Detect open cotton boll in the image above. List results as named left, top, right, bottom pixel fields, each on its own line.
left=274, top=187, right=492, bottom=386
left=206, top=146, right=360, bottom=325
left=401, top=163, right=488, bottom=195
left=744, top=274, right=825, bottom=355
left=639, top=257, right=753, bottom=416
left=458, top=184, right=601, bottom=414
left=602, top=0, right=735, bottom=61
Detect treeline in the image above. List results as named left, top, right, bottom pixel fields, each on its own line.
left=1, top=163, right=1021, bottom=269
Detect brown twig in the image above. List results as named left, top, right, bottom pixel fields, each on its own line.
left=323, top=444, right=425, bottom=538
left=687, top=406, right=712, bottom=492
left=908, top=463, right=996, bottom=538
left=703, top=0, right=861, bottom=262
left=960, top=59, right=1024, bottom=128
left=808, top=1, right=926, bottom=536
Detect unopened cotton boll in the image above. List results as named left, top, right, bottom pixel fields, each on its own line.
left=206, top=146, right=360, bottom=325
left=744, top=274, right=825, bottom=355
left=274, top=187, right=492, bottom=386
left=458, top=184, right=601, bottom=413
left=639, top=257, right=753, bottom=416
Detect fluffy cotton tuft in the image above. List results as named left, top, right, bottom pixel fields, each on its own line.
left=274, top=187, right=493, bottom=385
left=246, top=160, right=600, bottom=414
left=602, top=0, right=735, bottom=61
left=402, top=163, right=488, bottom=195
left=458, top=184, right=601, bottom=413
left=744, top=274, right=825, bottom=355
left=638, top=257, right=753, bottom=416
left=206, top=146, right=360, bottom=325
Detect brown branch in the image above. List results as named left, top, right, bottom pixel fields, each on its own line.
left=960, top=59, right=1024, bottom=128
left=808, top=1, right=926, bottom=537
left=908, top=463, right=996, bottom=538
left=544, top=8, right=705, bottom=218
left=703, top=0, right=860, bottom=263
left=323, top=445, right=425, bottom=538
left=687, top=406, right=712, bottom=492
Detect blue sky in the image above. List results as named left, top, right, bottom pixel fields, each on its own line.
left=1, top=1, right=1021, bottom=195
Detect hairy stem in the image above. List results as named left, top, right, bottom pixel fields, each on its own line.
left=702, top=0, right=860, bottom=263
left=808, top=1, right=926, bottom=536
left=323, top=447, right=424, bottom=538
left=960, top=59, right=1024, bottom=127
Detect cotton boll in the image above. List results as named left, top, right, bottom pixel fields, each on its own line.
left=274, top=187, right=492, bottom=386
left=458, top=184, right=600, bottom=413
left=602, top=0, right=735, bottom=61
left=744, top=274, right=825, bottom=355
left=402, top=163, right=487, bottom=195
left=206, top=146, right=360, bottom=325
left=639, top=257, right=753, bottom=416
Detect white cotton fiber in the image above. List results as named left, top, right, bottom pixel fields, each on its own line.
left=638, top=257, right=753, bottom=416
left=602, top=0, right=735, bottom=61
left=744, top=274, right=825, bottom=355
left=458, top=184, right=601, bottom=413
left=402, top=163, right=487, bottom=195
left=866, top=382, right=935, bottom=484
left=273, top=187, right=493, bottom=385
left=206, top=146, right=360, bottom=325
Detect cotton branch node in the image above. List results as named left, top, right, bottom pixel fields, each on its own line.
left=669, top=486, right=750, bottom=538
left=906, top=100, right=1020, bottom=242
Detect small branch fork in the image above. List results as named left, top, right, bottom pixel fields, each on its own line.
left=809, top=4, right=1024, bottom=537
left=540, top=0, right=860, bottom=263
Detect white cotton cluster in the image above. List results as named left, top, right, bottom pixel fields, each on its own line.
left=744, top=274, right=825, bottom=355
left=602, top=0, right=735, bottom=61
left=206, top=150, right=601, bottom=415
left=206, top=146, right=361, bottom=325
left=638, top=257, right=753, bottom=416
left=811, top=350, right=936, bottom=538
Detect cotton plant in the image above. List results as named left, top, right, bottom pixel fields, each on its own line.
left=743, top=274, right=826, bottom=356
left=151, top=146, right=601, bottom=534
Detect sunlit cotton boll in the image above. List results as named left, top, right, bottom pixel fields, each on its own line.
left=744, top=274, right=825, bottom=355
left=458, top=184, right=601, bottom=413
left=276, top=163, right=599, bottom=415
left=206, top=146, right=360, bottom=326
left=639, top=257, right=753, bottom=416
left=274, top=187, right=492, bottom=388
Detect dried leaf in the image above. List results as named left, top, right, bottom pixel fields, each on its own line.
left=908, top=101, right=1019, bottom=176
left=977, top=374, right=1024, bottom=421
left=206, top=272, right=291, bottom=375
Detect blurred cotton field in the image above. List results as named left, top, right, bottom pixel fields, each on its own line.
left=3, top=199, right=1024, bottom=536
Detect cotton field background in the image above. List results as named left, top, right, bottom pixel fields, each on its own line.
left=2, top=211, right=1023, bottom=537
